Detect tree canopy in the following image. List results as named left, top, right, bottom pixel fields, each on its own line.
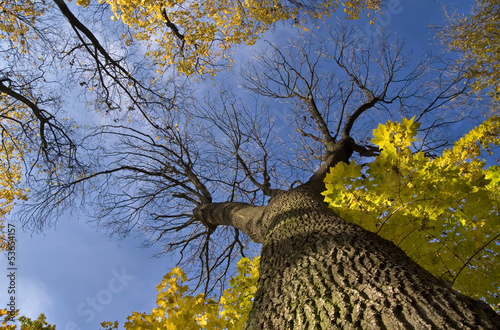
left=441, top=0, right=500, bottom=100
left=19, top=22, right=484, bottom=294
left=99, top=0, right=382, bottom=74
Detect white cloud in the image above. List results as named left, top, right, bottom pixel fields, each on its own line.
left=18, top=277, right=54, bottom=320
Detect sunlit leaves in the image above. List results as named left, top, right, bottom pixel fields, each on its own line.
left=323, top=117, right=500, bottom=308
left=217, top=256, right=259, bottom=329
left=97, top=0, right=382, bottom=75
left=102, top=257, right=259, bottom=329
left=0, top=310, right=56, bottom=329
left=0, top=308, right=16, bottom=329
left=0, top=0, right=46, bottom=53
left=371, top=117, right=420, bottom=151
left=442, top=0, right=500, bottom=99
left=103, top=0, right=290, bottom=75
left=18, top=313, right=56, bottom=330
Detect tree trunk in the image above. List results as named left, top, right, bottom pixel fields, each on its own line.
left=246, top=185, right=500, bottom=329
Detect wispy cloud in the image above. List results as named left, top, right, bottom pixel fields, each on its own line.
left=18, top=277, right=54, bottom=319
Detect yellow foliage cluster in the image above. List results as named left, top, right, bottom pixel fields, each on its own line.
left=323, top=117, right=500, bottom=308
left=0, top=309, right=56, bottom=329
left=82, top=0, right=381, bottom=75
left=101, top=257, right=260, bottom=329
left=341, top=0, right=380, bottom=19
left=0, top=0, right=46, bottom=53
left=0, top=309, right=14, bottom=330
left=443, top=0, right=500, bottom=99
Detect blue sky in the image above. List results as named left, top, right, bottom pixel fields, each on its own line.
left=1, top=212, right=174, bottom=328
left=1, top=1, right=475, bottom=328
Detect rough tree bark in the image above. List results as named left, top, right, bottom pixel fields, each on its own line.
left=247, top=185, right=500, bottom=329
left=195, top=139, right=500, bottom=329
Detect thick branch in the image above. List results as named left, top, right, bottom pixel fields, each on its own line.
left=305, top=137, right=354, bottom=193
left=53, top=0, right=169, bottom=129
left=193, top=202, right=267, bottom=243
left=341, top=96, right=379, bottom=138
left=299, top=94, right=336, bottom=150
left=0, top=79, right=50, bottom=149
left=161, top=9, right=185, bottom=41
left=352, top=142, right=380, bottom=157
left=53, top=0, right=115, bottom=65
